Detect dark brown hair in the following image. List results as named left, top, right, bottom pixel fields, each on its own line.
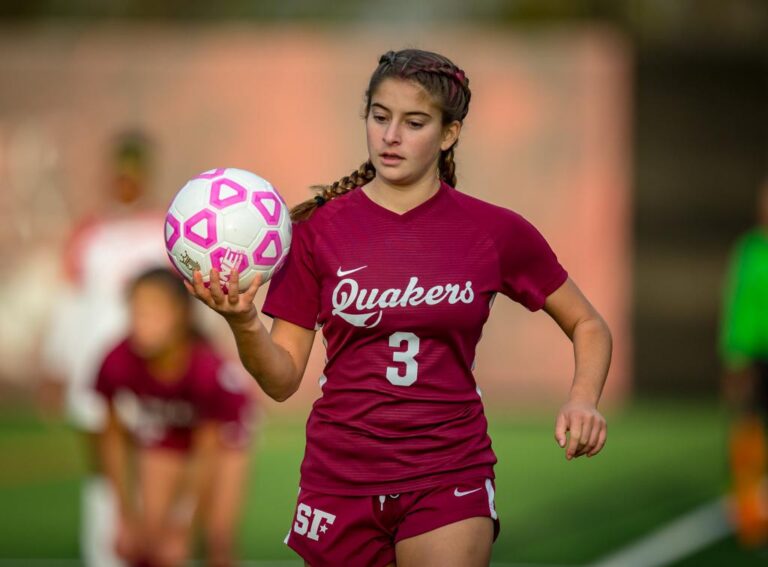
left=128, top=267, right=192, bottom=318
left=290, top=49, right=471, bottom=222
left=127, top=267, right=202, bottom=343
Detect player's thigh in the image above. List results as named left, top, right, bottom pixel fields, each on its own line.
left=138, top=448, right=187, bottom=532
left=202, top=449, right=249, bottom=545
left=395, top=516, right=493, bottom=567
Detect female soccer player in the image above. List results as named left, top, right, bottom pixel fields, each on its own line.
left=187, top=49, right=612, bottom=567
left=96, top=268, right=254, bottom=567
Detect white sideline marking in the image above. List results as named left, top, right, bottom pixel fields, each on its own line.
left=589, top=496, right=732, bottom=567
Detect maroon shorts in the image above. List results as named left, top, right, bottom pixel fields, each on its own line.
left=284, top=477, right=500, bottom=567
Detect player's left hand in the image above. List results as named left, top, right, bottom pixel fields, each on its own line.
left=554, top=400, right=607, bottom=460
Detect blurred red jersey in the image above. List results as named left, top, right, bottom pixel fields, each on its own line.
left=95, top=338, right=254, bottom=451
left=262, top=181, right=567, bottom=495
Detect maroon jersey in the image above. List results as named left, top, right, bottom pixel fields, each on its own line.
left=262, top=182, right=567, bottom=495
left=95, top=338, right=253, bottom=451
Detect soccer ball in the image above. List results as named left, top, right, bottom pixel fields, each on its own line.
left=164, top=168, right=291, bottom=290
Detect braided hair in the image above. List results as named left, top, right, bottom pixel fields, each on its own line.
left=290, top=49, right=471, bottom=222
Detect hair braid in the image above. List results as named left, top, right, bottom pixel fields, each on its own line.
left=438, top=147, right=457, bottom=187
left=290, top=160, right=376, bottom=222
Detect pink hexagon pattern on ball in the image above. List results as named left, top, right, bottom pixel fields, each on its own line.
left=194, top=168, right=226, bottom=180
left=252, top=231, right=283, bottom=266
left=210, top=178, right=248, bottom=210
left=165, top=212, right=180, bottom=251
left=184, top=209, right=218, bottom=249
left=210, top=246, right=249, bottom=282
left=252, top=191, right=282, bottom=226
left=276, top=187, right=288, bottom=208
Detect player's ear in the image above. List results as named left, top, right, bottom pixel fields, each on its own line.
left=441, top=120, right=461, bottom=152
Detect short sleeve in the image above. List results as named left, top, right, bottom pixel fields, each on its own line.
left=261, top=220, right=321, bottom=330
left=94, top=347, right=121, bottom=401
left=496, top=212, right=568, bottom=311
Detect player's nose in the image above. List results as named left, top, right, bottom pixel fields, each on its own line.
left=382, top=122, right=401, bottom=145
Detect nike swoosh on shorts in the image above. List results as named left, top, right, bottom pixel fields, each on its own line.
left=454, top=487, right=483, bottom=497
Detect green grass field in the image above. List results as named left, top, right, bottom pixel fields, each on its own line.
left=0, top=400, right=766, bottom=565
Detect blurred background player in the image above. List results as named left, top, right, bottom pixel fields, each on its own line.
left=720, top=177, right=768, bottom=547
left=40, top=130, right=170, bottom=567
left=96, top=267, right=253, bottom=567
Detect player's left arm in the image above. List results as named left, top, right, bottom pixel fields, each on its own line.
left=543, top=277, right=612, bottom=460
left=157, top=421, right=220, bottom=566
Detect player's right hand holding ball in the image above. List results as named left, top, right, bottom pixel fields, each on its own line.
left=185, top=269, right=263, bottom=327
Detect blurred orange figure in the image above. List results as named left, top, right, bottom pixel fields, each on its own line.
left=729, top=415, right=768, bottom=546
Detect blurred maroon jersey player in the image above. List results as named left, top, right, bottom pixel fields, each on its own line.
left=39, top=131, right=168, bottom=567
left=95, top=338, right=252, bottom=452
left=96, top=268, right=254, bottom=567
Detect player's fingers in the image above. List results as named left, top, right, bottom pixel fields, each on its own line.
left=227, top=268, right=240, bottom=305
left=209, top=269, right=226, bottom=304
left=572, top=418, right=592, bottom=458
left=191, top=270, right=204, bottom=295
left=191, top=271, right=213, bottom=305
left=566, top=415, right=583, bottom=460
left=183, top=279, right=196, bottom=296
left=242, top=273, right=262, bottom=305
left=585, top=420, right=602, bottom=454
left=574, top=418, right=599, bottom=458
left=554, top=413, right=568, bottom=448
left=579, top=415, right=594, bottom=446
left=588, top=425, right=607, bottom=457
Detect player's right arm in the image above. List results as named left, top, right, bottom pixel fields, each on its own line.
left=186, top=269, right=314, bottom=402
left=99, top=400, right=141, bottom=561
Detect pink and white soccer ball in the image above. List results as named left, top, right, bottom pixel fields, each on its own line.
left=164, top=168, right=291, bottom=289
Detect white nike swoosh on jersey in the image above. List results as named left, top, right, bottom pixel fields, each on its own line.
left=336, top=265, right=368, bottom=277
left=454, top=487, right=483, bottom=497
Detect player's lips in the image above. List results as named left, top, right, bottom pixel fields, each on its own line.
left=379, top=152, right=404, bottom=165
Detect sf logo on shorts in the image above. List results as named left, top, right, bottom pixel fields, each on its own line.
left=293, top=504, right=336, bottom=541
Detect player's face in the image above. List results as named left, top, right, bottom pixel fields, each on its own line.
left=129, top=283, right=187, bottom=358
left=366, top=78, right=460, bottom=187
left=113, top=171, right=145, bottom=205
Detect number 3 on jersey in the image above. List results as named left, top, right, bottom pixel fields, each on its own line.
left=386, top=332, right=420, bottom=386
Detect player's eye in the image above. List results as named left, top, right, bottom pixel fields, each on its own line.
left=373, top=114, right=388, bottom=123
left=408, top=121, right=424, bottom=129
